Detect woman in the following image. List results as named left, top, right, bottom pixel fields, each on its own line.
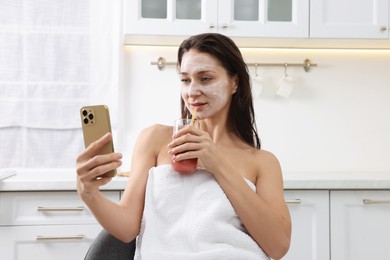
left=76, top=33, right=291, bottom=259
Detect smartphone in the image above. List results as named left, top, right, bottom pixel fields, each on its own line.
left=80, top=105, right=116, bottom=178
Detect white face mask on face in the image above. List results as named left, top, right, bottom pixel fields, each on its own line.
left=179, top=50, right=236, bottom=119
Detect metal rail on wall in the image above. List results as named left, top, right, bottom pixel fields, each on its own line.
left=151, top=57, right=318, bottom=72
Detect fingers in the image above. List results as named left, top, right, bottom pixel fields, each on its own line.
left=168, top=127, right=216, bottom=164
left=77, top=152, right=122, bottom=179
left=76, top=133, right=122, bottom=201
left=168, top=134, right=195, bottom=153
left=168, top=129, right=204, bottom=161
left=171, top=149, right=198, bottom=162
left=88, top=155, right=122, bottom=178
left=76, top=152, right=121, bottom=201
left=172, top=125, right=199, bottom=139
left=170, top=125, right=201, bottom=146
left=77, top=132, right=113, bottom=162
left=76, top=132, right=121, bottom=177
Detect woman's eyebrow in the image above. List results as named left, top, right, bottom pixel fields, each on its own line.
left=180, top=68, right=217, bottom=75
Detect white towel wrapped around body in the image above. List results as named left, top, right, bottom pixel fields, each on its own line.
left=134, top=164, right=269, bottom=260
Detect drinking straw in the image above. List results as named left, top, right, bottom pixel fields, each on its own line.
left=190, top=108, right=197, bottom=126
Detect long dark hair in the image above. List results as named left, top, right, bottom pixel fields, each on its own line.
left=177, top=33, right=261, bottom=149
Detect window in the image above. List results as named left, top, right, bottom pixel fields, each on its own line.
left=0, top=0, right=121, bottom=168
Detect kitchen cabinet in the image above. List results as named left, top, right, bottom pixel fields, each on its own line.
left=123, top=0, right=309, bottom=38
left=2, top=171, right=390, bottom=259
left=123, top=0, right=390, bottom=45
left=330, top=190, right=390, bottom=260
left=0, top=191, right=120, bottom=260
left=0, top=225, right=100, bottom=260
left=310, top=0, right=390, bottom=39
left=283, top=189, right=390, bottom=260
left=283, top=190, right=330, bottom=260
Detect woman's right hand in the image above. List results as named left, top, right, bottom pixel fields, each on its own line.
left=76, top=133, right=122, bottom=201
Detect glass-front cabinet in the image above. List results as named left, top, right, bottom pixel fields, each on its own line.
left=219, top=0, right=309, bottom=37
left=124, top=0, right=217, bottom=36
left=124, top=0, right=309, bottom=38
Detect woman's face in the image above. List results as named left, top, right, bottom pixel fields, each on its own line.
left=179, top=50, right=237, bottom=120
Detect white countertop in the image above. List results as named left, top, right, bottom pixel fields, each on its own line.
left=1, top=168, right=390, bottom=191
left=0, top=169, right=128, bottom=191
left=282, top=171, right=390, bottom=189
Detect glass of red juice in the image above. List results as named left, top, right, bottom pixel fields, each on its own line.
left=171, top=118, right=198, bottom=174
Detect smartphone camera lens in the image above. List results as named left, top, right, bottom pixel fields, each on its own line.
left=82, top=109, right=88, bottom=116
left=88, top=113, right=94, bottom=120
left=83, top=118, right=89, bottom=124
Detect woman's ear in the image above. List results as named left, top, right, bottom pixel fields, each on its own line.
left=231, top=75, right=239, bottom=94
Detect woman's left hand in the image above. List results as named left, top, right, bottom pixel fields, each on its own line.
left=168, top=125, right=224, bottom=173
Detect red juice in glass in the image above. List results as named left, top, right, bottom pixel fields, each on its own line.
left=172, top=158, right=198, bottom=174
left=171, top=118, right=198, bottom=174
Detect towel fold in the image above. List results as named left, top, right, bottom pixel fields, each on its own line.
left=135, top=164, right=269, bottom=260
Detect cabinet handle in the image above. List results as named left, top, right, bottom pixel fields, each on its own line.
left=36, top=235, right=85, bottom=241
left=209, top=24, right=215, bottom=29
left=379, top=26, right=387, bottom=32
left=221, top=23, right=229, bottom=29
left=363, top=199, right=390, bottom=204
left=285, top=199, right=302, bottom=204
left=37, top=206, right=85, bottom=212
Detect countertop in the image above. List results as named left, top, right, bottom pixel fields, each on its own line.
left=0, top=169, right=128, bottom=191
left=1, top=168, right=390, bottom=191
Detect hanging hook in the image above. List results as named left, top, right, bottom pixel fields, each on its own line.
left=284, top=63, right=288, bottom=76
left=254, top=63, right=258, bottom=77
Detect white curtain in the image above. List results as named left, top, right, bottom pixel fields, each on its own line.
left=0, top=0, right=122, bottom=168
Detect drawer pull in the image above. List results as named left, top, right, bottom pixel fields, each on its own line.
left=363, top=199, right=390, bottom=204
left=286, top=199, right=302, bottom=204
left=37, top=206, right=85, bottom=212
left=36, top=235, right=85, bottom=241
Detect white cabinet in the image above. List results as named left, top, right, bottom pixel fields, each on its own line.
left=217, top=0, right=309, bottom=38
left=283, top=189, right=390, bottom=260
left=310, top=0, right=390, bottom=39
left=124, top=0, right=218, bottom=36
left=330, top=190, right=390, bottom=260
left=0, top=225, right=100, bottom=260
left=2, top=188, right=389, bottom=259
left=124, top=0, right=390, bottom=42
left=123, top=0, right=309, bottom=38
left=283, top=190, right=330, bottom=260
left=0, top=191, right=120, bottom=260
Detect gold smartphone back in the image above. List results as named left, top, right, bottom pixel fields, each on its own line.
left=80, top=105, right=116, bottom=178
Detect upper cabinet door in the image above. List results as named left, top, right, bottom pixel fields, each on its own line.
left=218, top=0, right=309, bottom=38
left=124, top=0, right=218, bottom=36
left=310, top=0, right=389, bottom=39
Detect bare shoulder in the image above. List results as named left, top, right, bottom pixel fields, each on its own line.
left=252, top=149, right=282, bottom=182
left=128, top=124, right=172, bottom=178
left=139, top=123, right=172, bottom=136
left=256, top=149, right=281, bottom=169
left=131, top=124, right=172, bottom=164
left=137, top=124, right=172, bottom=145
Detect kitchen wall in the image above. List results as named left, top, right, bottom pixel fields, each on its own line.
left=119, top=44, right=390, bottom=176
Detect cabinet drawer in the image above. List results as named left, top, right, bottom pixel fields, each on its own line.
left=0, top=191, right=120, bottom=225
left=0, top=224, right=101, bottom=260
